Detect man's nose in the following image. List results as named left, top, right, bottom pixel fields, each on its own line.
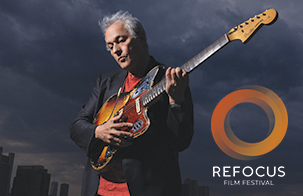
left=112, top=44, right=122, bottom=55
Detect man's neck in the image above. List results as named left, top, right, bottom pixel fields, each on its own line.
left=129, top=55, right=151, bottom=78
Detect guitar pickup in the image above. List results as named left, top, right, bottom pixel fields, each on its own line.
left=135, top=98, right=141, bottom=114
left=114, top=108, right=124, bottom=117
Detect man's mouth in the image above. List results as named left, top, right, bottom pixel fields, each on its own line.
left=118, top=56, right=127, bottom=62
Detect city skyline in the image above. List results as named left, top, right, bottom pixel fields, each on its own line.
left=0, top=147, right=69, bottom=196
left=1, top=146, right=203, bottom=196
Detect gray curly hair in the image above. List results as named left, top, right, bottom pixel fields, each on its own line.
left=99, top=11, right=148, bottom=50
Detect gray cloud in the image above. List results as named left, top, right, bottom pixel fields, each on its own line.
left=1, top=0, right=303, bottom=195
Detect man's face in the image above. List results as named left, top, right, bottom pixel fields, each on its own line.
left=105, top=21, right=147, bottom=73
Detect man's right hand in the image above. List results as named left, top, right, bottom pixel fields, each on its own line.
left=95, top=112, right=133, bottom=147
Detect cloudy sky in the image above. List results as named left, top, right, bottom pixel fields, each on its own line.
left=0, top=0, right=302, bottom=195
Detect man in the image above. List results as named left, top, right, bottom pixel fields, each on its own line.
left=70, top=11, right=194, bottom=196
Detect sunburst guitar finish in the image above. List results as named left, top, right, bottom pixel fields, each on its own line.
left=90, top=66, right=161, bottom=171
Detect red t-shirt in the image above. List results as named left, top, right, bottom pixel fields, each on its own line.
left=98, top=72, right=141, bottom=196
left=123, top=72, right=142, bottom=92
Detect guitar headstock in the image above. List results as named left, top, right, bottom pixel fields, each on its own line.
left=227, top=9, right=278, bottom=43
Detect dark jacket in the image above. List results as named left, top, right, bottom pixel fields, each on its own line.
left=70, top=58, right=194, bottom=196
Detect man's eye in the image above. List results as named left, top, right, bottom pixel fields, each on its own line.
left=108, top=45, right=113, bottom=50
left=118, top=37, right=127, bottom=43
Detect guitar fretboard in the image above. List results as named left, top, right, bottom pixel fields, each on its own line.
left=142, top=35, right=230, bottom=106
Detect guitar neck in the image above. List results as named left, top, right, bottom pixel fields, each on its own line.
left=142, top=34, right=230, bottom=106
left=180, top=34, right=229, bottom=73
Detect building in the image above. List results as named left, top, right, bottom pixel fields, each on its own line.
left=49, top=181, right=58, bottom=196
left=59, top=183, right=69, bottom=196
left=182, top=178, right=209, bottom=196
left=0, top=147, right=14, bottom=196
left=198, top=185, right=209, bottom=196
left=183, top=178, right=199, bottom=196
left=11, top=165, right=50, bottom=196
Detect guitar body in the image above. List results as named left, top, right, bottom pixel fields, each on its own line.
left=90, top=66, right=162, bottom=171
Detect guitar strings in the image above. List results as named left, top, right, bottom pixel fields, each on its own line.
left=114, top=78, right=167, bottom=123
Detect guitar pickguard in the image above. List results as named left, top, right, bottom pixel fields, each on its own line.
left=132, top=67, right=159, bottom=99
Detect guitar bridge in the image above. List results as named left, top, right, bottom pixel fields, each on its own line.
left=132, top=120, right=143, bottom=133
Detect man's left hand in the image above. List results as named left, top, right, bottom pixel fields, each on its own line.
left=165, top=67, right=189, bottom=104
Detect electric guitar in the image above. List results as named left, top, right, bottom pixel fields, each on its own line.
left=90, top=9, right=278, bottom=172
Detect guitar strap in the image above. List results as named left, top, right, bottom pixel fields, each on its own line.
left=106, top=87, right=122, bottom=121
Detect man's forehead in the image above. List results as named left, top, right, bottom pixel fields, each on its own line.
left=105, top=21, right=130, bottom=42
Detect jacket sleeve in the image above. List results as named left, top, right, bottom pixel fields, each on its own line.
left=166, top=86, right=194, bottom=152
left=70, top=75, right=103, bottom=155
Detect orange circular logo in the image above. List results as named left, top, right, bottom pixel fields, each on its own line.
left=211, top=85, right=288, bottom=160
